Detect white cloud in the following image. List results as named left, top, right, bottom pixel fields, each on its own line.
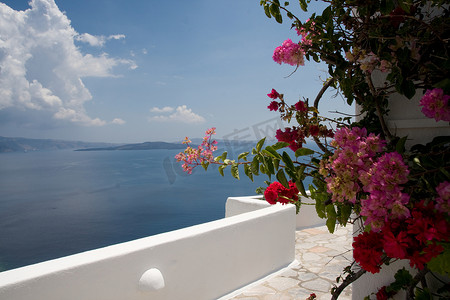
left=75, top=33, right=125, bottom=47
left=0, top=0, right=136, bottom=126
left=75, top=33, right=105, bottom=47
left=149, top=105, right=206, bottom=124
left=111, top=118, right=126, bottom=125
left=108, top=34, right=125, bottom=41
left=150, top=106, right=174, bottom=113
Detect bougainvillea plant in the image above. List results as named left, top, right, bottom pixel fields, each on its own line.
left=176, top=0, right=449, bottom=299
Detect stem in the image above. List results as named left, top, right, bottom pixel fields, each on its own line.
left=365, top=74, right=393, bottom=141
left=406, top=267, right=429, bottom=300
left=313, top=77, right=336, bottom=155
left=331, top=268, right=366, bottom=300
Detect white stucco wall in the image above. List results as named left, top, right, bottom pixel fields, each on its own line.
left=226, top=195, right=326, bottom=230
left=0, top=204, right=296, bottom=300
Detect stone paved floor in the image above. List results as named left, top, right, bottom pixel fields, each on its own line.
left=227, top=224, right=353, bottom=300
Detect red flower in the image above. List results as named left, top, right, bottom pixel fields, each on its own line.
left=353, top=231, right=384, bottom=273
left=309, top=125, right=320, bottom=136
left=376, top=286, right=388, bottom=300
left=295, top=100, right=307, bottom=112
left=383, top=229, right=410, bottom=259
left=275, top=128, right=305, bottom=152
left=267, top=101, right=279, bottom=111
left=409, top=243, right=444, bottom=270
left=264, top=181, right=299, bottom=205
left=267, top=89, right=280, bottom=99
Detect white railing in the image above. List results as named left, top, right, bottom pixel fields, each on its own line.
left=226, top=195, right=326, bottom=230
left=0, top=200, right=296, bottom=300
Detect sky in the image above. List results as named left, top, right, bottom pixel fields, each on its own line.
left=0, top=0, right=354, bottom=143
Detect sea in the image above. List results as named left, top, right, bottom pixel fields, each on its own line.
left=0, top=147, right=270, bottom=271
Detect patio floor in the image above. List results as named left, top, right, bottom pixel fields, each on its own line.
left=226, top=224, right=353, bottom=300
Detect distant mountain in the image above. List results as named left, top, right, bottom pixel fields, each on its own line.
left=0, top=136, right=119, bottom=153
left=75, top=141, right=187, bottom=151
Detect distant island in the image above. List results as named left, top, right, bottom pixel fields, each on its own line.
left=75, top=141, right=187, bottom=151
left=0, top=137, right=187, bottom=153
left=0, top=136, right=119, bottom=153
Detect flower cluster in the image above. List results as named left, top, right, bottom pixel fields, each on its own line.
left=360, top=152, right=410, bottom=231
left=264, top=181, right=299, bottom=205
left=273, top=39, right=305, bottom=66
left=419, top=88, right=450, bottom=122
left=175, top=127, right=218, bottom=174
left=267, top=89, right=333, bottom=151
left=436, top=181, right=450, bottom=213
left=321, top=127, right=412, bottom=230
left=353, top=200, right=448, bottom=274
left=320, top=127, right=385, bottom=204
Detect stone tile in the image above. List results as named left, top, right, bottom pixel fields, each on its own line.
left=301, top=228, right=327, bottom=235
left=266, top=277, right=299, bottom=291
left=300, top=278, right=332, bottom=293
left=308, top=246, right=332, bottom=253
left=226, top=224, right=353, bottom=300
left=242, top=285, right=276, bottom=296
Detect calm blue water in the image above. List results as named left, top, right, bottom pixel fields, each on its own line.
left=0, top=149, right=268, bottom=271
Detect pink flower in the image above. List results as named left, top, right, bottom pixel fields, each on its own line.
left=273, top=39, right=305, bottom=66
left=419, top=88, right=450, bottom=122
left=267, top=89, right=280, bottom=99
left=436, top=181, right=450, bottom=213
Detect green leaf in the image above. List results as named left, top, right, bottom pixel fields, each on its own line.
left=244, top=164, right=254, bottom=182
left=396, top=136, right=408, bottom=154
left=270, top=3, right=282, bottom=23
left=273, top=158, right=280, bottom=171
left=276, top=169, right=289, bottom=188
left=295, top=147, right=315, bottom=157
left=322, top=6, right=332, bottom=20
left=281, top=151, right=295, bottom=170
left=231, top=163, right=240, bottom=180
left=415, top=288, right=432, bottom=300
left=263, top=3, right=272, bottom=18
left=256, top=137, right=266, bottom=152
left=251, top=156, right=260, bottom=175
left=262, top=146, right=282, bottom=159
left=201, top=161, right=209, bottom=171
left=222, top=151, right=228, bottom=161
left=297, top=164, right=306, bottom=179
left=296, top=180, right=307, bottom=197
left=338, top=204, right=352, bottom=226
left=428, top=243, right=450, bottom=276
left=218, top=165, right=226, bottom=177
left=238, top=151, right=249, bottom=161
left=326, top=204, right=336, bottom=233
left=387, top=268, right=413, bottom=292
left=264, top=157, right=275, bottom=175
left=272, top=142, right=289, bottom=150
left=299, top=0, right=307, bottom=11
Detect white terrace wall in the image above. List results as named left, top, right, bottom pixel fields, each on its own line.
left=226, top=195, right=326, bottom=230
left=0, top=204, right=296, bottom=300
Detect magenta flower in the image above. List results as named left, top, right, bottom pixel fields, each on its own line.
left=273, top=39, right=305, bottom=66
left=295, top=100, right=307, bottom=112
left=267, top=89, right=280, bottom=99
left=419, top=88, right=450, bottom=122
left=267, top=101, right=279, bottom=111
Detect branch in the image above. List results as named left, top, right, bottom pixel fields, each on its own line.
left=331, top=267, right=366, bottom=300
left=365, top=74, right=393, bottom=141
left=406, top=267, right=429, bottom=300
left=313, top=77, right=336, bottom=155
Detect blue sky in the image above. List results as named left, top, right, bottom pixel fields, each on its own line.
left=0, top=0, right=353, bottom=143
